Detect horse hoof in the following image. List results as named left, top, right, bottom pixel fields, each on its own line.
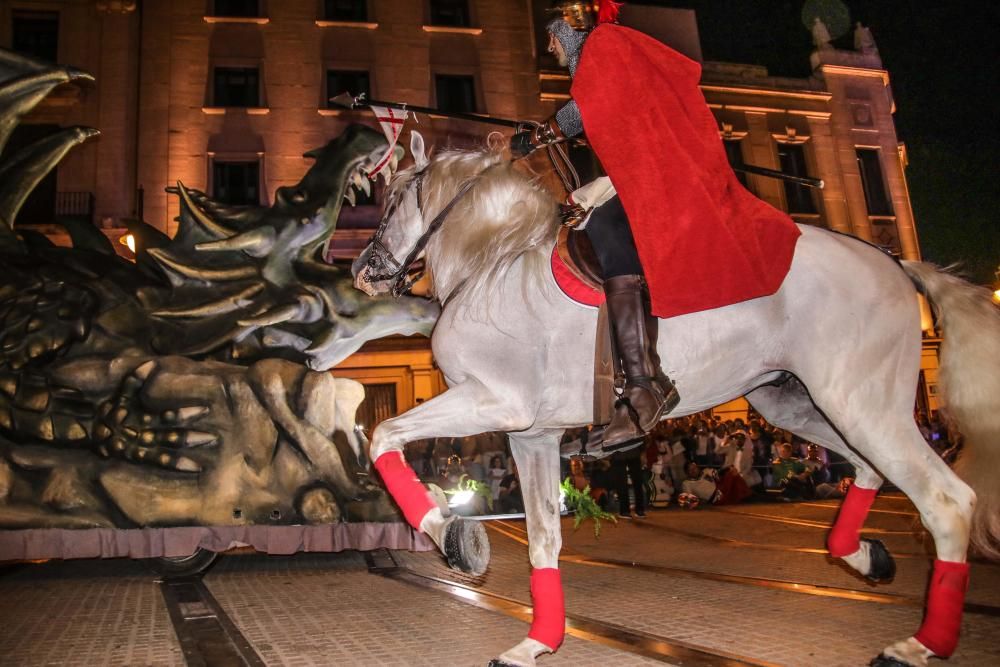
left=863, top=538, right=896, bottom=582
left=444, top=517, right=490, bottom=575
left=869, top=654, right=914, bottom=667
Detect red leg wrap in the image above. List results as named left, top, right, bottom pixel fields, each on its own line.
left=914, top=560, right=970, bottom=658
left=373, top=451, right=437, bottom=530
left=827, top=484, right=879, bottom=557
left=527, top=568, right=565, bottom=651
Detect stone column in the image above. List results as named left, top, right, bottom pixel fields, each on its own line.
left=805, top=115, right=851, bottom=233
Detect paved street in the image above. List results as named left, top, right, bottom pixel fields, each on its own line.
left=1, top=494, right=998, bottom=666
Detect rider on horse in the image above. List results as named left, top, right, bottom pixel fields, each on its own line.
left=510, top=0, right=800, bottom=449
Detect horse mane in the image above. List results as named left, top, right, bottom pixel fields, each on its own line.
left=412, top=149, right=560, bottom=309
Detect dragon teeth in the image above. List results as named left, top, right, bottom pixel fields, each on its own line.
left=344, top=189, right=356, bottom=207
left=352, top=171, right=364, bottom=188
left=360, top=178, right=371, bottom=197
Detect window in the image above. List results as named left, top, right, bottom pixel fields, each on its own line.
left=12, top=10, right=59, bottom=63
left=212, top=161, right=260, bottom=205
left=777, top=143, right=817, bottom=214
left=213, top=67, right=260, bottom=107
left=324, top=0, right=367, bottom=22
left=429, top=0, right=470, bottom=27
left=212, top=0, right=261, bottom=17
left=435, top=74, right=476, bottom=113
left=723, top=139, right=749, bottom=189
left=856, top=148, right=894, bottom=216
left=327, top=70, right=370, bottom=105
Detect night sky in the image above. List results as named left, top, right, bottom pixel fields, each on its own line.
left=632, top=0, right=999, bottom=286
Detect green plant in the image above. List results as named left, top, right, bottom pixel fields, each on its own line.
left=561, top=477, right=617, bottom=537
left=443, top=475, right=493, bottom=512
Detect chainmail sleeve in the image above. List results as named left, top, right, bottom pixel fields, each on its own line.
left=555, top=100, right=584, bottom=138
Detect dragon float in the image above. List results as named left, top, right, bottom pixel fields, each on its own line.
left=0, top=48, right=438, bottom=531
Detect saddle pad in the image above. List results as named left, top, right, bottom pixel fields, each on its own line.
left=550, top=244, right=605, bottom=307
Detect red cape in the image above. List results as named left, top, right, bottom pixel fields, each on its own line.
left=572, top=24, right=801, bottom=318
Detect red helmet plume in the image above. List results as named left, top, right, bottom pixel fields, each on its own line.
left=596, top=0, right=623, bottom=25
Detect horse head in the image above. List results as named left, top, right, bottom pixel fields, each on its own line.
left=353, top=131, right=430, bottom=296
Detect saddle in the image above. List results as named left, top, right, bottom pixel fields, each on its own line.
left=555, top=226, right=603, bottom=291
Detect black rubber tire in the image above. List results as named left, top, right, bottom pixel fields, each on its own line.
left=146, top=548, right=219, bottom=578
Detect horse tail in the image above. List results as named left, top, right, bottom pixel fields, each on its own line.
left=901, top=261, right=1000, bottom=559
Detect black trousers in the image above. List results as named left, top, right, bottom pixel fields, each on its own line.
left=612, top=453, right=646, bottom=515
left=584, top=195, right=643, bottom=279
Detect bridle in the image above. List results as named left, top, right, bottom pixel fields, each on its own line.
left=364, top=169, right=480, bottom=297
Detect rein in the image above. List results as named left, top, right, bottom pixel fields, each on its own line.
left=366, top=171, right=480, bottom=297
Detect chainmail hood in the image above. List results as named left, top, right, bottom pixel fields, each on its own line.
left=546, top=18, right=587, bottom=77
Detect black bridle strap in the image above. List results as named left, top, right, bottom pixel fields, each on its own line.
left=366, top=173, right=480, bottom=295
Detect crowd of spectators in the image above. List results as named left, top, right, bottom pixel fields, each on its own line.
left=400, top=409, right=955, bottom=515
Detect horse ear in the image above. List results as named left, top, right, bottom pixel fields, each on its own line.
left=410, top=131, right=428, bottom=169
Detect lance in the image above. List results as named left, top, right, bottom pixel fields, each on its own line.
left=331, top=92, right=825, bottom=189
left=329, top=92, right=527, bottom=130
left=732, top=164, right=824, bottom=189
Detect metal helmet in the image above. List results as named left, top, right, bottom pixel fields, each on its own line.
left=547, top=1, right=622, bottom=32
left=548, top=1, right=598, bottom=32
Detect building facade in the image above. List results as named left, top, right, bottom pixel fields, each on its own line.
left=3, top=0, right=940, bottom=421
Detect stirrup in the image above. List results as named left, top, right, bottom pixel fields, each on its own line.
left=558, top=425, right=644, bottom=460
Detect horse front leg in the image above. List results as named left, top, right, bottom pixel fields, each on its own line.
left=370, top=380, right=530, bottom=575
left=492, top=430, right=565, bottom=667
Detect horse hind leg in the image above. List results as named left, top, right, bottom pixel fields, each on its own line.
left=491, top=430, right=565, bottom=667
left=752, top=378, right=977, bottom=666
left=840, top=419, right=974, bottom=666
left=746, top=378, right=894, bottom=581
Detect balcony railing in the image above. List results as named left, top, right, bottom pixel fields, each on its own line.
left=55, top=191, right=94, bottom=221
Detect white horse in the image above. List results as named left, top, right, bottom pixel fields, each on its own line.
left=352, top=132, right=1000, bottom=667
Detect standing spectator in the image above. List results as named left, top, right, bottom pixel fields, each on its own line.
left=588, top=459, right=613, bottom=510
left=486, top=455, right=506, bottom=503
left=708, top=423, right=728, bottom=466
left=611, top=446, right=647, bottom=518
left=749, top=423, right=774, bottom=487
left=665, top=429, right=689, bottom=493
left=498, top=461, right=524, bottom=513
left=692, top=420, right=713, bottom=466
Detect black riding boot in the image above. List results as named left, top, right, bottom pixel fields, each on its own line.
left=603, top=275, right=680, bottom=449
